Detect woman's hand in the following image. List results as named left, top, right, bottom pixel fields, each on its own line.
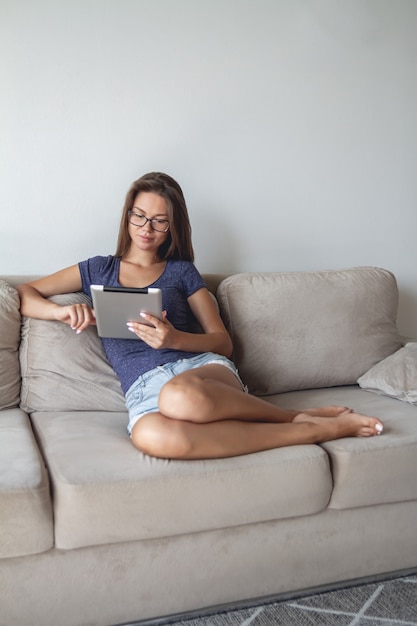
left=53, top=303, right=96, bottom=334
left=126, top=311, right=179, bottom=349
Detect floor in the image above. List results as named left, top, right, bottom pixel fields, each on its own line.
left=148, top=574, right=417, bottom=626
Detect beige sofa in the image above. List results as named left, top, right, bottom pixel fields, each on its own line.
left=1, top=266, right=417, bottom=626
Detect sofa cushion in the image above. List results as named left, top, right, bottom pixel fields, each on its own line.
left=357, top=342, right=417, bottom=404
left=0, top=409, right=54, bottom=558
left=216, top=267, right=402, bottom=395
left=0, top=280, right=21, bottom=409
left=270, top=385, right=417, bottom=509
left=30, top=410, right=332, bottom=549
left=20, top=292, right=125, bottom=413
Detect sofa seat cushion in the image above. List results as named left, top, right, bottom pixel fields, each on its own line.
left=0, top=409, right=54, bottom=558
left=216, top=267, right=401, bottom=395
left=30, top=411, right=332, bottom=550
left=267, top=386, right=417, bottom=509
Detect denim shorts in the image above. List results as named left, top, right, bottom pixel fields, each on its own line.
left=125, top=352, right=247, bottom=434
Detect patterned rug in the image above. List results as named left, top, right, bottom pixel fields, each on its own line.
left=134, top=571, right=417, bottom=626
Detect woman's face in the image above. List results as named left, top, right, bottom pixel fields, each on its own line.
left=128, top=192, right=170, bottom=255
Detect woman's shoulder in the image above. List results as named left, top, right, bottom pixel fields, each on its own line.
left=166, top=259, right=200, bottom=276
left=167, top=258, right=194, bottom=268
left=81, top=255, right=119, bottom=271
left=79, top=255, right=120, bottom=286
left=165, top=259, right=205, bottom=290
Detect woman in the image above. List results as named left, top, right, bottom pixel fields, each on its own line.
left=18, top=172, right=384, bottom=459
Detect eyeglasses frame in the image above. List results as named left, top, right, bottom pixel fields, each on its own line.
left=127, top=211, right=170, bottom=233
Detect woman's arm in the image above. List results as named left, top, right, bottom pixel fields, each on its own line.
left=17, top=265, right=95, bottom=332
left=129, top=287, right=233, bottom=357
left=185, top=287, right=233, bottom=356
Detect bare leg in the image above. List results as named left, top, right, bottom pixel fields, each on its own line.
left=132, top=411, right=384, bottom=460
left=130, top=364, right=384, bottom=460
left=157, top=365, right=358, bottom=424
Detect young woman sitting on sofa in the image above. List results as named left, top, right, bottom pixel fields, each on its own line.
left=17, top=172, right=384, bottom=460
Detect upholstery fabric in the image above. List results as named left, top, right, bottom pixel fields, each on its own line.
left=1, top=269, right=417, bottom=626
left=0, top=409, right=53, bottom=558
left=1, top=500, right=417, bottom=626
left=19, top=292, right=125, bottom=412
left=357, top=342, right=417, bottom=404
left=0, top=280, right=21, bottom=409
left=268, top=385, right=417, bottom=509
left=30, top=410, right=332, bottom=549
left=216, top=267, right=402, bottom=395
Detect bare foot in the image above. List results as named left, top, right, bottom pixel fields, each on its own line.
left=293, top=411, right=384, bottom=439
left=302, top=405, right=352, bottom=418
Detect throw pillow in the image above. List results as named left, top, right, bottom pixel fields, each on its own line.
left=20, top=292, right=126, bottom=413
left=357, top=342, right=417, bottom=404
left=0, top=280, right=21, bottom=409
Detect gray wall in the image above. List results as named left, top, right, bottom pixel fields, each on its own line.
left=2, top=0, right=417, bottom=336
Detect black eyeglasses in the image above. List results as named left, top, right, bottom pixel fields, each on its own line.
left=127, top=211, right=170, bottom=233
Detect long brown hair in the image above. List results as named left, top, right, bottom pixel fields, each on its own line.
left=115, top=172, right=194, bottom=261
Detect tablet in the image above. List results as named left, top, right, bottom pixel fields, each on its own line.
left=90, top=285, right=162, bottom=339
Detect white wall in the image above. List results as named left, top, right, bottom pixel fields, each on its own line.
left=1, top=0, right=417, bottom=336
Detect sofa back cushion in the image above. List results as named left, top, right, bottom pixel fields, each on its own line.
left=216, top=267, right=402, bottom=395
left=20, top=293, right=125, bottom=413
left=0, top=281, right=21, bottom=409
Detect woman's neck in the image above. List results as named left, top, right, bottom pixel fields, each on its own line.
left=122, top=248, right=163, bottom=268
left=119, top=250, right=167, bottom=288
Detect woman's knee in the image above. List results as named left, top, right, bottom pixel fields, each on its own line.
left=131, top=414, right=193, bottom=459
left=158, top=374, right=215, bottom=421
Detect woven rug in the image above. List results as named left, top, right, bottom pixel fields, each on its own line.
left=134, top=571, right=417, bottom=626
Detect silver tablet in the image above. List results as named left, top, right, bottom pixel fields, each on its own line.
left=90, top=285, right=162, bottom=339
